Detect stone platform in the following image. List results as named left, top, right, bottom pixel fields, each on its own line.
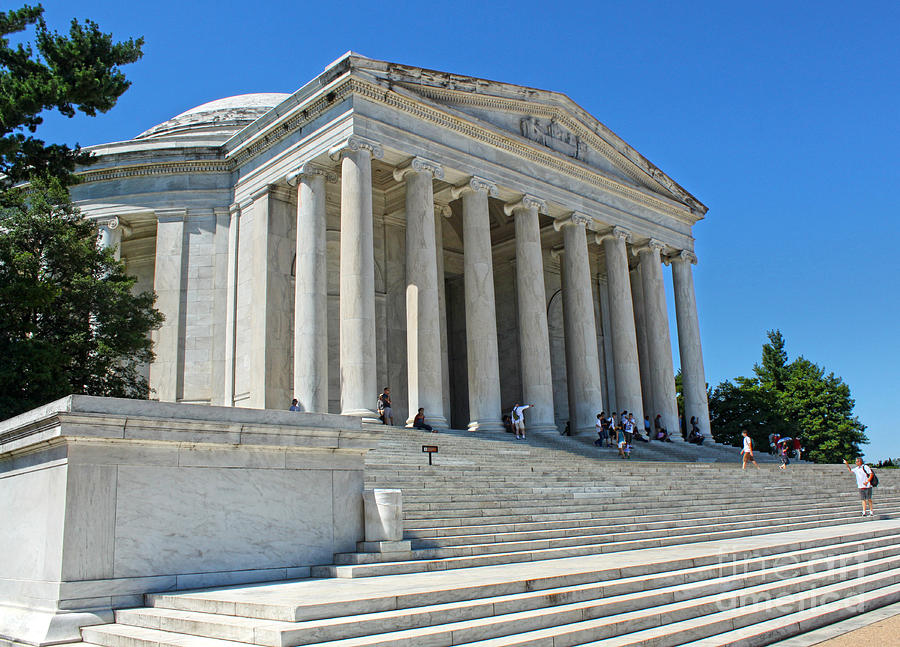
left=0, top=397, right=376, bottom=646
left=60, top=425, right=899, bottom=647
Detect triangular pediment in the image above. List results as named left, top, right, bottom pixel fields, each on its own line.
left=346, top=57, right=706, bottom=214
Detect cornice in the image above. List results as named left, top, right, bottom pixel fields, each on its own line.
left=355, top=78, right=694, bottom=222
left=75, top=76, right=697, bottom=224
left=77, top=160, right=229, bottom=184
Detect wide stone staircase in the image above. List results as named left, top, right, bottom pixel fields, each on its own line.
left=76, top=427, right=900, bottom=647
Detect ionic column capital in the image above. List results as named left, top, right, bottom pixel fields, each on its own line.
left=552, top=211, right=592, bottom=232
left=328, top=135, right=384, bottom=161
left=393, top=156, right=445, bottom=182
left=285, top=163, right=338, bottom=186
left=434, top=202, right=453, bottom=219
left=666, top=249, right=698, bottom=266
left=503, top=194, right=546, bottom=216
left=451, top=175, right=498, bottom=200
left=596, top=225, right=633, bottom=245
left=633, top=238, right=667, bottom=257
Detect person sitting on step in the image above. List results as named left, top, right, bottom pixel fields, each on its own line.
left=687, top=416, right=704, bottom=445
left=413, top=408, right=435, bottom=432
left=654, top=414, right=673, bottom=442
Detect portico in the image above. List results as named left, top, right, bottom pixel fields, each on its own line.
left=72, top=53, right=712, bottom=438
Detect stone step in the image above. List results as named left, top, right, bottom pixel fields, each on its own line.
left=314, top=511, right=897, bottom=578
left=403, top=496, right=897, bottom=537
left=147, top=524, right=900, bottom=622
left=280, top=560, right=900, bottom=647
left=676, top=584, right=900, bottom=646
left=438, top=569, right=900, bottom=647
left=403, top=503, right=900, bottom=549
left=109, top=542, right=900, bottom=646
left=400, top=492, right=897, bottom=519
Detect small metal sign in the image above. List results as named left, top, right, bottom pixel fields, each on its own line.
left=422, top=445, right=438, bottom=465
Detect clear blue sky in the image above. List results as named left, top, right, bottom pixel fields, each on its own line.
left=33, top=1, right=900, bottom=460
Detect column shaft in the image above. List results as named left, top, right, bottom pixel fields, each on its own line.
left=460, top=182, right=503, bottom=432
left=293, top=169, right=329, bottom=412
left=435, top=205, right=452, bottom=422
left=223, top=207, right=240, bottom=406
left=338, top=143, right=379, bottom=420
left=560, top=219, right=604, bottom=433
left=671, top=253, right=711, bottom=438
left=630, top=266, right=654, bottom=417
left=509, top=199, right=556, bottom=432
left=149, top=212, right=185, bottom=403
left=639, top=243, right=679, bottom=438
left=598, top=277, right=617, bottom=413
left=600, top=231, right=643, bottom=422
left=401, top=162, right=446, bottom=427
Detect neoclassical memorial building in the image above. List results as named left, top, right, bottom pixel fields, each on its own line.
left=74, top=52, right=710, bottom=437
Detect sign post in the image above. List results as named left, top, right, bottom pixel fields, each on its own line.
left=422, top=445, right=438, bottom=466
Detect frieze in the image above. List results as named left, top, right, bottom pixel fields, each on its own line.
left=520, top=116, right=584, bottom=162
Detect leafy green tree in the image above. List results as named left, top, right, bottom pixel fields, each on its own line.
left=0, top=5, right=156, bottom=419
left=780, top=357, right=867, bottom=463
left=709, top=376, right=788, bottom=451
left=754, top=329, right=789, bottom=392
left=0, top=179, right=163, bottom=419
left=0, top=4, right=143, bottom=195
left=709, top=330, right=867, bottom=463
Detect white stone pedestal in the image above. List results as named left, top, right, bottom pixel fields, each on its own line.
left=0, top=396, right=378, bottom=646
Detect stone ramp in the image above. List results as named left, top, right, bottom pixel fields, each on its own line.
left=76, top=428, right=895, bottom=647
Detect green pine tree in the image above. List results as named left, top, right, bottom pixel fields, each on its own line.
left=0, top=5, right=157, bottom=420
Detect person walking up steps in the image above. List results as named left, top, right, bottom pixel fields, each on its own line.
left=844, top=457, right=875, bottom=516
left=511, top=403, right=533, bottom=440
left=740, top=430, right=760, bottom=470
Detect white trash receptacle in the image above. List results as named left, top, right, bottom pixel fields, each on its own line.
left=363, top=488, right=403, bottom=542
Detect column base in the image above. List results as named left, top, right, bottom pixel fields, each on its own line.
left=528, top=423, right=562, bottom=434
left=405, top=415, right=449, bottom=431
left=342, top=408, right=382, bottom=425
left=467, top=420, right=505, bottom=433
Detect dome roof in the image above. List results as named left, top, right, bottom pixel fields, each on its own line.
left=136, top=93, right=290, bottom=141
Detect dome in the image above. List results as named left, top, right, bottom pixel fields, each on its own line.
left=135, top=93, right=290, bottom=141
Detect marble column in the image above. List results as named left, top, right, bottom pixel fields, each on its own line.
left=223, top=203, right=241, bottom=406
left=630, top=265, right=654, bottom=418
left=637, top=239, right=680, bottom=438
left=149, top=209, right=186, bottom=403
left=504, top=195, right=556, bottom=432
left=598, top=276, right=617, bottom=413
left=287, top=163, right=335, bottom=413
left=435, top=203, right=452, bottom=422
left=453, top=177, right=503, bottom=432
left=555, top=213, right=604, bottom=433
left=331, top=136, right=382, bottom=421
left=97, top=217, right=123, bottom=260
left=394, top=157, right=447, bottom=428
left=598, top=227, right=643, bottom=423
left=670, top=250, right=711, bottom=438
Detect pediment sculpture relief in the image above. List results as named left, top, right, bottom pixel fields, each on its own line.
left=520, top=116, right=585, bottom=161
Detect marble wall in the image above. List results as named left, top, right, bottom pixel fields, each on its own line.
left=0, top=397, right=372, bottom=645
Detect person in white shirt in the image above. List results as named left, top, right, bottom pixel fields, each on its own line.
left=740, top=430, right=760, bottom=470
left=844, top=458, right=875, bottom=516
left=510, top=403, right=533, bottom=440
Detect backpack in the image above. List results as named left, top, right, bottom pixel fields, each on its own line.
left=865, top=465, right=879, bottom=488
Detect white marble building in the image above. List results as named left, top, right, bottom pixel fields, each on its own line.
left=75, top=53, right=711, bottom=436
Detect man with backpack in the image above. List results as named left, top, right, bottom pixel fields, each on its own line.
left=844, top=457, right=876, bottom=516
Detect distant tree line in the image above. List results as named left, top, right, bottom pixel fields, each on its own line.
left=707, top=330, right=866, bottom=464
